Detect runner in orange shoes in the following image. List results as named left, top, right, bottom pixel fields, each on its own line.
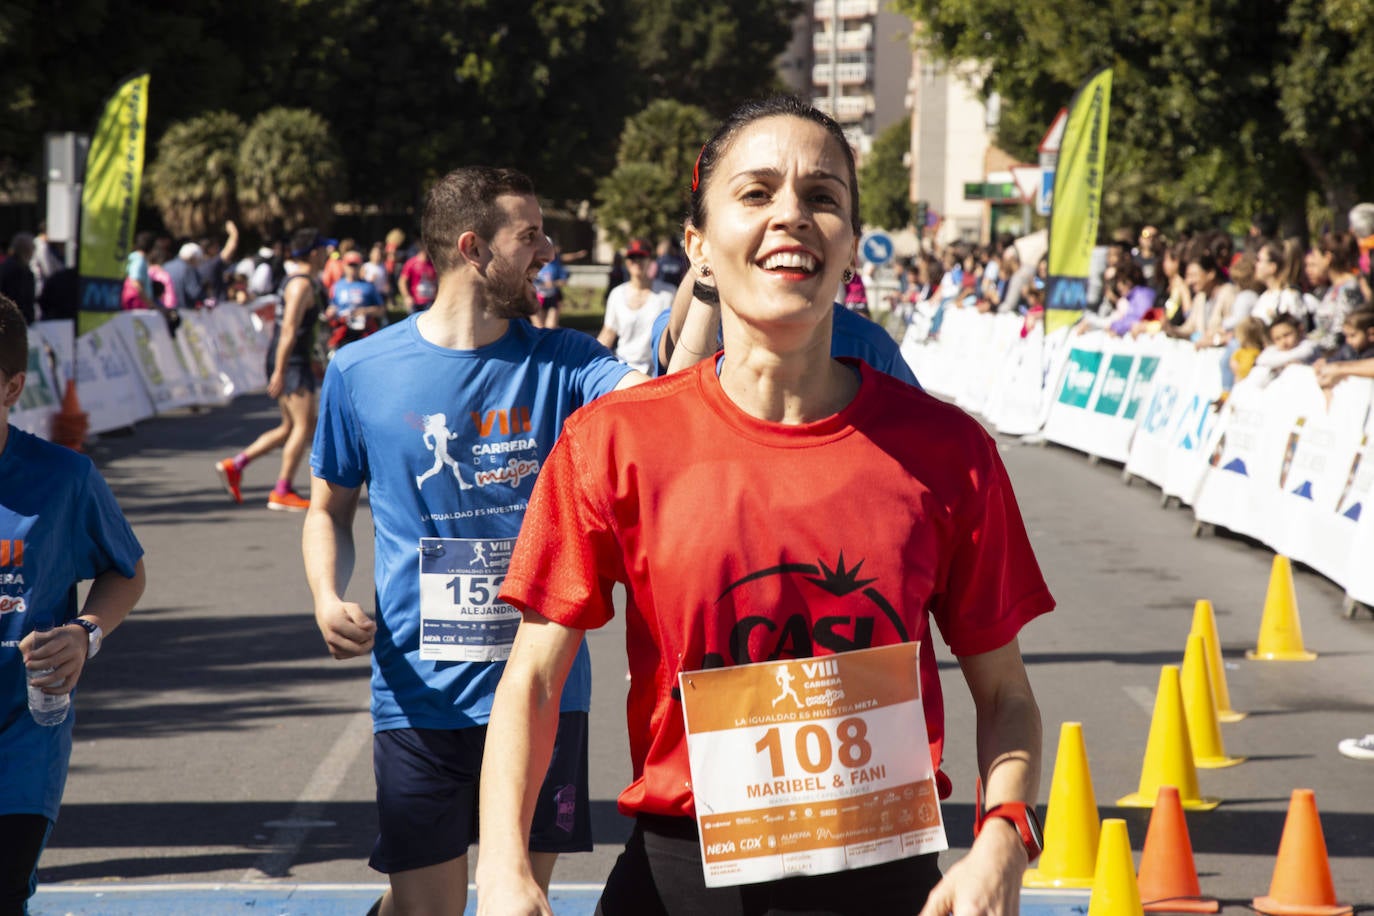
left=214, top=457, right=243, bottom=504
left=216, top=228, right=328, bottom=511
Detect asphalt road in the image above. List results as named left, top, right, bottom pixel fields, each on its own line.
left=38, top=391, right=1374, bottom=910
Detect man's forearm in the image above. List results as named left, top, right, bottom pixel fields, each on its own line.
left=303, top=503, right=355, bottom=605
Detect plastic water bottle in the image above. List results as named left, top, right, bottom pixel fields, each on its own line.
left=26, top=626, right=70, bottom=727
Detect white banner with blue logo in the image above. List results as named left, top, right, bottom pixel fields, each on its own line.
left=898, top=309, right=1374, bottom=607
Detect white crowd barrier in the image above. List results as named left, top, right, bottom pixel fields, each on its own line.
left=13, top=302, right=272, bottom=438
left=900, top=310, right=1374, bottom=608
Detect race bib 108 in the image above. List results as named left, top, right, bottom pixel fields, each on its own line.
left=679, top=642, right=947, bottom=887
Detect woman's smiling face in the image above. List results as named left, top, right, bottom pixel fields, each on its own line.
left=686, top=115, right=858, bottom=329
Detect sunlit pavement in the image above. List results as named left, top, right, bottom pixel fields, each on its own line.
left=30, top=883, right=1093, bottom=914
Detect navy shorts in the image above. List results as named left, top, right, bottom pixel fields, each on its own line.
left=596, top=815, right=941, bottom=916
left=265, top=354, right=316, bottom=396
left=369, top=712, right=592, bottom=874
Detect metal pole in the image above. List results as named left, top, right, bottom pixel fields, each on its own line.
left=831, top=0, right=840, bottom=119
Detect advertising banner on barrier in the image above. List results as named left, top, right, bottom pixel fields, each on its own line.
left=1160, top=350, right=1224, bottom=505
left=1341, top=406, right=1374, bottom=606
left=1267, top=375, right=1371, bottom=584
left=954, top=314, right=1025, bottom=416
left=984, top=326, right=1046, bottom=436
left=10, top=339, right=62, bottom=438
left=204, top=304, right=268, bottom=395
left=33, top=321, right=75, bottom=388
left=891, top=315, right=1374, bottom=603
left=74, top=320, right=158, bottom=433
left=176, top=312, right=232, bottom=406
left=108, top=311, right=198, bottom=412
left=1039, top=333, right=1160, bottom=464
left=1191, top=371, right=1304, bottom=543
left=1124, top=342, right=1188, bottom=487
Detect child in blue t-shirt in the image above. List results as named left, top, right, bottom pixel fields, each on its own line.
left=0, top=296, right=145, bottom=913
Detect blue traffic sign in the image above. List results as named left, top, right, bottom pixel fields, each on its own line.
left=860, top=231, right=895, bottom=266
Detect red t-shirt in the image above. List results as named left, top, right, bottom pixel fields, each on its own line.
left=501, top=358, right=1054, bottom=819
left=400, top=255, right=438, bottom=306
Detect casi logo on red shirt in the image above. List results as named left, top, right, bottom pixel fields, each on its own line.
left=0, top=595, right=26, bottom=615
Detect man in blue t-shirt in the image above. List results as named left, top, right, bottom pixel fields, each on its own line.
left=304, top=167, right=645, bottom=915
left=0, top=296, right=145, bottom=914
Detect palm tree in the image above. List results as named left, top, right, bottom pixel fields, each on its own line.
left=146, top=111, right=245, bottom=238
left=237, top=108, right=346, bottom=236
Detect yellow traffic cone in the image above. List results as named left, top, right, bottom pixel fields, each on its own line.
left=1118, top=666, right=1220, bottom=810
left=1248, top=556, right=1316, bottom=661
left=1025, top=722, right=1100, bottom=888
left=1088, top=819, right=1144, bottom=916
left=1182, top=633, right=1244, bottom=769
left=1189, top=600, right=1245, bottom=722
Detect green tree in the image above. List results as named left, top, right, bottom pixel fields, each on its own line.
left=237, top=108, right=346, bottom=236
left=0, top=0, right=303, bottom=188
left=0, top=0, right=798, bottom=217
left=626, top=0, right=801, bottom=116
left=859, top=116, right=913, bottom=231
left=145, top=111, right=245, bottom=238
left=596, top=100, right=715, bottom=246
left=895, top=0, right=1374, bottom=233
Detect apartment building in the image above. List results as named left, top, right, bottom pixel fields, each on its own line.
left=796, top=0, right=913, bottom=158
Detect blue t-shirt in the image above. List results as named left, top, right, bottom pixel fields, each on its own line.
left=311, top=316, right=632, bottom=731
left=0, top=426, right=142, bottom=820
left=649, top=304, right=920, bottom=388
left=330, top=278, right=384, bottom=314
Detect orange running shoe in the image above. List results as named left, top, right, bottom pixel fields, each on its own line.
left=267, top=489, right=310, bottom=512
left=215, top=459, right=243, bottom=504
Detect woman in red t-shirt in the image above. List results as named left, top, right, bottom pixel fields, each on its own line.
left=476, top=97, right=1053, bottom=916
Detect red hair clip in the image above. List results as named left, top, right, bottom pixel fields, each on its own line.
left=691, top=145, right=705, bottom=193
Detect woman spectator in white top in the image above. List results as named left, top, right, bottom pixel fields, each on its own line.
left=597, top=237, right=676, bottom=374
left=1252, top=240, right=1308, bottom=327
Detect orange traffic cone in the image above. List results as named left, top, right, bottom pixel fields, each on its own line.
left=1253, top=789, right=1353, bottom=916
left=1025, top=721, right=1100, bottom=888
left=1137, top=786, right=1218, bottom=913
left=1181, top=633, right=1244, bottom=769
left=1117, top=667, right=1220, bottom=810
left=1248, top=556, right=1316, bottom=661
left=51, top=378, right=89, bottom=452
left=1087, top=819, right=1144, bottom=916
left=1189, top=599, right=1244, bottom=722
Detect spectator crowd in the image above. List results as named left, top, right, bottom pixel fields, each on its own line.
left=896, top=205, right=1374, bottom=400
